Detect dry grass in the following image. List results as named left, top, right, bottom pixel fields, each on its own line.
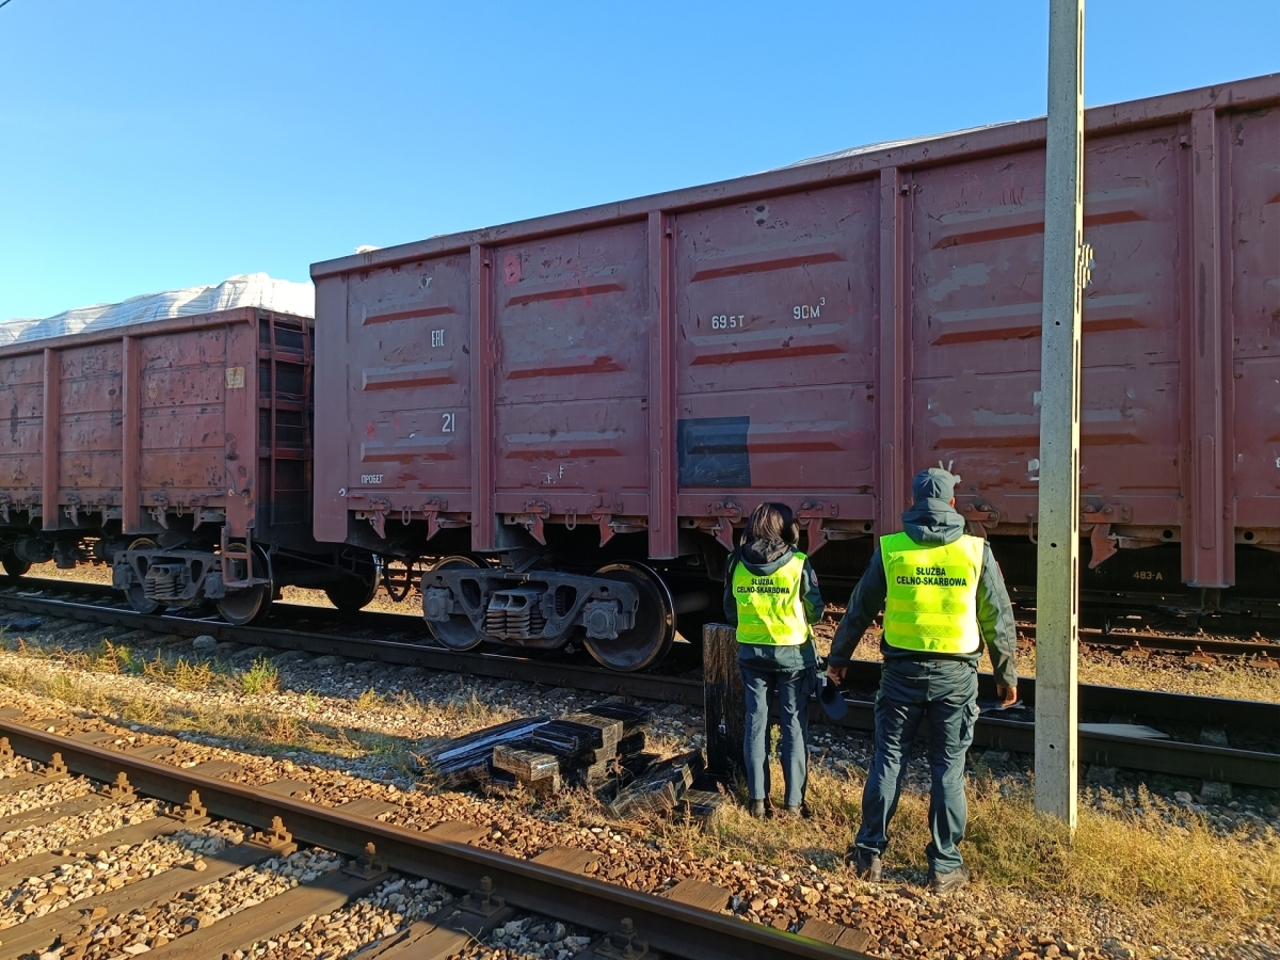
left=1017, top=642, right=1280, bottom=703
left=0, top=635, right=439, bottom=777
left=354, top=688, right=385, bottom=712
left=0, top=649, right=342, bottom=759
left=25, top=561, right=113, bottom=585
left=25, top=561, right=419, bottom=616
left=143, top=655, right=223, bottom=693
left=812, top=618, right=1280, bottom=704
left=656, top=760, right=1279, bottom=949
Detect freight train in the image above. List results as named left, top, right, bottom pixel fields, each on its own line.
left=0, top=306, right=377, bottom=624
left=2, top=75, right=1277, bottom=668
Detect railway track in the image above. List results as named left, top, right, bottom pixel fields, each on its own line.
left=0, top=577, right=1277, bottom=789
left=9, top=576, right=1280, bottom=663
left=0, top=710, right=870, bottom=960
left=1018, top=621, right=1280, bottom=662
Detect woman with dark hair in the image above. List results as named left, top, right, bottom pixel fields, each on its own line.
left=722, top=502, right=824, bottom=817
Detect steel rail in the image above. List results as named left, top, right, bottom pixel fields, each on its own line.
left=819, top=701, right=1279, bottom=787
left=0, top=587, right=705, bottom=706
left=0, top=719, right=869, bottom=960
left=836, top=662, right=1280, bottom=731
left=11, top=577, right=1280, bottom=656
left=10, top=576, right=1280, bottom=661
left=2, top=583, right=1277, bottom=786
left=1023, top=623, right=1280, bottom=658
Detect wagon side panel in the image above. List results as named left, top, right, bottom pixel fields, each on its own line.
left=490, top=223, right=652, bottom=535
left=136, top=316, right=254, bottom=535
left=908, top=126, right=1187, bottom=555
left=0, top=351, right=47, bottom=518
left=673, top=182, right=879, bottom=546
left=333, top=254, right=474, bottom=544
left=1226, top=105, right=1280, bottom=546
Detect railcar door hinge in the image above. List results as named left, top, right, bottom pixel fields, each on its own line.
left=1082, top=503, right=1131, bottom=569
left=422, top=497, right=449, bottom=540
left=368, top=498, right=392, bottom=539
left=591, top=500, right=624, bottom=548
left=705, top=501, right=744, bottom=552
left=523, top=500, right=551, bottom=545
left=959, top=501, right=1000, bottom=539
left=797, top=500, right=839, bottom=555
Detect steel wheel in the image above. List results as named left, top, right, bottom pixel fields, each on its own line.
left=323, top=564, right=380, bottom=612
left=216, top=583, right=271, bottom=626
left=216, top=543, right=273, bottom=626
left=585, top=561, right=675, bottom=672
left=424, top=555, right=485, bottom=651
left=1, top=554, right=30, bottom=579
left=124, top=538, right=160, bottom=614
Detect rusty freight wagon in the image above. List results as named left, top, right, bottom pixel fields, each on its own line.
left=0, top=308, right=378, bottom=623
left=311, top=74, right=1280, bottom=671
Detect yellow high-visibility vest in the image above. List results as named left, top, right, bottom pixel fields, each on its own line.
left=880, top=532, right=985, bottom=654
left=732, top=553, right=809, bottom=646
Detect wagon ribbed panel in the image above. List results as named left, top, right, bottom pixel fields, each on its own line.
left=674, top=183, right=877, bottom=521
left=1228, top=106, right=1280, bottom=532
left=910, top=128, right=1185, bottom=530
left=331, top=254, right=474, bottom=527
left=492, top=223, right=651, bottom=516
left=0, top=352, right=48, bottom=501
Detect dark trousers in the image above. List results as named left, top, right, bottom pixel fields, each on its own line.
left=855, top=657, right=979, bottom=873
left=739, top=663, right=811, bottom=808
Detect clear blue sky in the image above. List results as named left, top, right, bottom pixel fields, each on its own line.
left=1, top=1, right=1276, bottom=320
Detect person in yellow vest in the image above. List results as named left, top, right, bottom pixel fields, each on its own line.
left=722, top=502, right=824, bottom=818
left=827, top=468, right=1017, bottom=894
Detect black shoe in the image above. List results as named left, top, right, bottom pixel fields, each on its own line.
left=749, top=799, right=766, bottom=819
left=846, top=847, right=882, bottom=881
left=784, top=803, right=811, bottom=819
left=928, top=864, right=970, bottom=895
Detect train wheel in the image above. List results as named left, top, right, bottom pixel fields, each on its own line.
left=217, top=583, right=272, bottom=626
left=585, top=562, right=675, bottom=672
left=124, top=538, right=160, bottom=614
left=323, top=565, right=380, bottom=612
left=1, top=554, right=30, bottom=579
left=424, top=555, right=485, bottom=651
left=216, top=544, right=273, bottom=626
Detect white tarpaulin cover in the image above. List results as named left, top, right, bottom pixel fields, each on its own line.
left=0, top=273, right=315, bottom=346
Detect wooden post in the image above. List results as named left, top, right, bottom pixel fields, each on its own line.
left=1035, top=0, right=1086, bottom=829
left=703, top=623, right=746, bottom=784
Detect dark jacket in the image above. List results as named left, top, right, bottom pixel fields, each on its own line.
left=827, top=498, right=1018, bottom=689
left=723, top=538, right=823, bottom=673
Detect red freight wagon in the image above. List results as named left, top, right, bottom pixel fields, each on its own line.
left=0, top=309, right=378, bottom=622
left=311, top=75, right=1280, bottom=671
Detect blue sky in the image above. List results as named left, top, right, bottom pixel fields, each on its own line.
left=1, top=0, right=1276, bottom=320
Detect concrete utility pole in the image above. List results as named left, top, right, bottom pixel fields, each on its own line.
left=1035, top=0, right=1088, bottom=828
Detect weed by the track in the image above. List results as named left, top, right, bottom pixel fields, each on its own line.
left=656, top=761, right=1279, bottom=949
left=143, top=655, right=225, bottom=692
left=86, top=640, right=143, bottom=674
left=239, top=657, right=280, bottom=696
left=355, top=688, right=384, bottom=712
